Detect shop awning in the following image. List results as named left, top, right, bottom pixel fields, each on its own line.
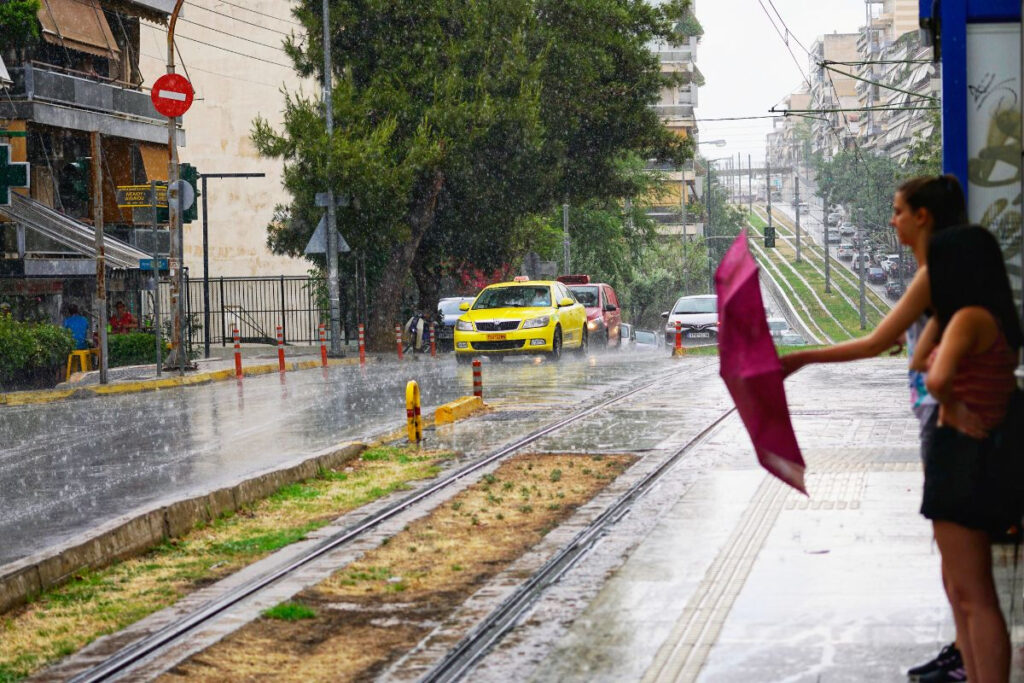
left=37, top=0, right=121, bottom=60
left=138, top=143, right=169, bottom=182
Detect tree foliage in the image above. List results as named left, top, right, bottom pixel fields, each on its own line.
left=0, top=0, right=40, bottom=56
left=255, top=0, right=693, bottom=345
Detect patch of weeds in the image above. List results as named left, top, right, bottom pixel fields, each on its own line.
left=208, top=522, right=323, bottom=556
left=270, top=483, right=321, bottom=502
left=518, top=504, right=534, bottom=514
left=519, top=486, right=531, bottom=498
left=451, top=564, right=463, bottom=572
left=483, top=474, right=496, bottom=485
left=451, top=501, right=463, bottom=511
left=547, top=504, right=560, bottom=511
left=361, top=446, right=402, bottom=461
left=471, top=515, right=480, bottom=526
left=581, top=468, right=592, bottom=475
left=502, top=481, right=514, bottom=491
left=263, top=602, right=317, bottom=621
left=387, top=582, right=408, bottom=593
left=495, top=513, right=505, bottom=521
left=487, top=494, right=503, bottom=505
left=549, top=469, right=562, bottom=483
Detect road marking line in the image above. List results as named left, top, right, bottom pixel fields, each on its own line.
left=642, top=474, right=789, bottom=683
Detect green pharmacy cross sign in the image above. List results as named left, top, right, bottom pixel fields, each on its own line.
left=0, top=144, right=30, bottom=206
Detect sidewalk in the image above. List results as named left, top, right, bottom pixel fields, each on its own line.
left=0, top=344, right=365, bottom=406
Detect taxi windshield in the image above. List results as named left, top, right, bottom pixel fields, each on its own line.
left=473, top=286, right=551, bottom=309
left=568, top=286, right=598, bottom=306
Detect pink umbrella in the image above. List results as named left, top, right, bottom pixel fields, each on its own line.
left=715, top=231, right=806, bottom=494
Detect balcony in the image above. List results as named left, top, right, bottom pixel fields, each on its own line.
left=652, top=104, right=695, bottom=118
left=5, top=64, right=182, bottom=145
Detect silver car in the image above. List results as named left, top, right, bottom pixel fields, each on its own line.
left=436, top=296, right=476, bottom=351
left=663, top=294, right=718, bottom=344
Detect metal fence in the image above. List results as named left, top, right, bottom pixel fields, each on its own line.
left=144, top=275, right=328, bottom=349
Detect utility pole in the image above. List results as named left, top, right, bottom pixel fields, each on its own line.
left=747, top=153, right=752, bottom=215
left=562, top=203, right=571, bottom=275
left=166, top=0, right=185, bottom=374
left=150, top=179, right=162, bottom=376
left=857, top=208, right=866, bottom=329
left=766, top=159, right=773, bottom=232
left=823, top=196, right=832, bottom=294
left=322, top=0, right=342, bottom=355
left=91, top=131, right=108, bottom=384
left=794, top=174, right=801, bottom=262
left=706, top=161, right=713, bottom=292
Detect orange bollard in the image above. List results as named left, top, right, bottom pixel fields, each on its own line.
left=430, top=323, right=437, bottom=358
left=472, top=359, right=483, bottom=398
left=396, top=324, right=404, bottom=360
left=673, top=321, right=686, bottom=357
left=277, top=325, right=286, bottom=372
left=318, top=323, right=328, bottom=367
left=233, top=327, right=242, bottom=379
left=358, top=323, right=366, bottom=365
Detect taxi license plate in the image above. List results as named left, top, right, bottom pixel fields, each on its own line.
left=687, top=332, right=711, bottom=338
left=486, top=333, right=507, bottom=341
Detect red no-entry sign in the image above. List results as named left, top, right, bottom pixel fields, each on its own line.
left=151, top=73, right=194, bottom=118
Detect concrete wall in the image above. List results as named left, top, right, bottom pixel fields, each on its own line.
left=137, top=1, right=312, bottom=278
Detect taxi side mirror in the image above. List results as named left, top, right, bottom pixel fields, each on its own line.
left=558, top=297, right=574, bottom=307
left=459, top=302, right=470, bottom=311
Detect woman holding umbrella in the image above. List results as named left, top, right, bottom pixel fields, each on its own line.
left=781, top=174, right=969, bottom=680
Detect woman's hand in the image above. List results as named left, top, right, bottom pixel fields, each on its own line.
left=938, top=400, right=988, bottom=439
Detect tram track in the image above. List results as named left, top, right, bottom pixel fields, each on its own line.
left=420, top=402, right=737, bottom=682
left=68, top=360, right=722, bottom=682
left=757, top=205, right=889, bottom=320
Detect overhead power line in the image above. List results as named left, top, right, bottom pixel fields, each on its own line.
left=188, top=3, right=295, bottom=36
left=210, top=0, right=304, bottom=28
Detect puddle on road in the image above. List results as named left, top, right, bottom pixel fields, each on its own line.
left=163, top=452, right=636, bottom=682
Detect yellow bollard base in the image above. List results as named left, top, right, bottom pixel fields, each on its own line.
left=672, top=346, right=687, bottom=357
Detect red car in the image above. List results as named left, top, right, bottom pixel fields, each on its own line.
left=557, top=275, right=622, bottom=347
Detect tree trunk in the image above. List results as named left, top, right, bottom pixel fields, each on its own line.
left=367, top=170, right=445, bottom=349
left=411, top=249, right=442, bottom=324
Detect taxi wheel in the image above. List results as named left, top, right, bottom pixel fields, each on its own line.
left=549, top=327, right=563, bottom=361
left=575, top=328, right=588, bottom=356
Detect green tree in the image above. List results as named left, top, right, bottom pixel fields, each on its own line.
left=258, top=0, right=693, bottom=346
left=0, top=0, right=40, bottom=59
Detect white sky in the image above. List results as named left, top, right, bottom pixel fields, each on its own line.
left=695, top=0, right=870, bottom=166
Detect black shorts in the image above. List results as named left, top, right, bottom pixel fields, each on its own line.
left=921, top=425, right=1024, bottom=533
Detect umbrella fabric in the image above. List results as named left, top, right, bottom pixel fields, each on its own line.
left=715, top=231, right=806, bottom=494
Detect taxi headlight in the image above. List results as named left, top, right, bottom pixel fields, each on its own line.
left=522, top=316, right=550, bottom=329
left=456, top=319, right=474, bottom=331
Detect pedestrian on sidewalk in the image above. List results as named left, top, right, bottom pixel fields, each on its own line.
left=780, top=175, right=971, bottom=681
left=909, top=225, right=1022, bottom=683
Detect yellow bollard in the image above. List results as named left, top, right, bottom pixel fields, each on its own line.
left=406, top=380, right=422, bottom=443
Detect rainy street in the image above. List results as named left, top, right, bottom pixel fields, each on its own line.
left=0, top=349, right=685, bottom=568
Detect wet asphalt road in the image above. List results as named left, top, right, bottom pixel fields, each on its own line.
left=0, top=349, right=679, bottom=567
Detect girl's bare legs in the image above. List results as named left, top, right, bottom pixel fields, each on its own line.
left=934, top=520, right=1010, bottom=683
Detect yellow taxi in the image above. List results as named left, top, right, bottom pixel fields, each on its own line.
left=453, top=279, right=588, bottom=363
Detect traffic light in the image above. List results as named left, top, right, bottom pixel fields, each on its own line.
left=179, top=162, right=199, bottom=223
left=764, top=225, right=776, bottom=248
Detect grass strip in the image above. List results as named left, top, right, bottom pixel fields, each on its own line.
left=747, top=214, right=867, bottom=340
left=165, top=453, right=636, bottom=682
left=0, top=446, right=456, bottom=683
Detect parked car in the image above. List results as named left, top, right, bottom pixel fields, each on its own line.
left=836, top=244, right=854, bottom=261
left=867, top=266, right=887, bottom=284
left=885, top=280, right=905, bottom=300
left=557, top=275, right=622, bottom=348
left=619, top=322, right=635, bottom=348
left=632, top=328, right=664, bottom=350
left=453, top=279, right=587, bottom=363
left=436, top=296, right=477, bottom=352
left=663, top=294, right=718, bottom=344
left=779, top=331, right=806, bottom=346
left=825, top=228, right=841, bottom=244
left=839, top=223, right=856, bottom=237
left=766, top=317, right=790, bottom=339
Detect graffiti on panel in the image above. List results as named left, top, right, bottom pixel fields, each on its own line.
left=966, top=24, right=1022, bottom=309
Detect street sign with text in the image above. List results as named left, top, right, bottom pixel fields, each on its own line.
left=0, top=144, right=29, bottom=206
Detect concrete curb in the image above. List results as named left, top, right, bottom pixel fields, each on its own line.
left=435, top=396, right=485, bottom=425
left=0, top=442, right=365, bottom=615
left=0, top=357, right=362, bottom=407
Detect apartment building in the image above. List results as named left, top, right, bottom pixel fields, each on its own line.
left=808, top=33, right=862, bottom=160
left=647, top=5, right=703, bottom=240
left=856, top=0, right=938, bottom=162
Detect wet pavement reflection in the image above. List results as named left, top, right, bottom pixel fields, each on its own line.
left=0, top=349, right=681, bottom=566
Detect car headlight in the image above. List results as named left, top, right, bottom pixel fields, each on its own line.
left=456, top=319, right=474, bottom=331
left=522, top=316, right=550, bottom=329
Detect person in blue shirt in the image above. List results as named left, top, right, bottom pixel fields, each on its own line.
left=62, top=304, right=90, bottom=350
